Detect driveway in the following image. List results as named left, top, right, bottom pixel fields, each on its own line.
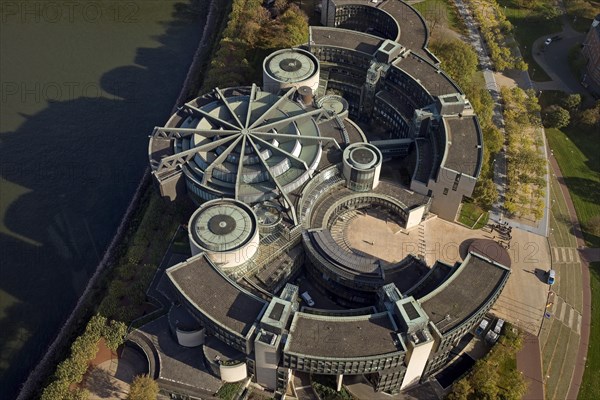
left=531, top=15, right=590, bottom=95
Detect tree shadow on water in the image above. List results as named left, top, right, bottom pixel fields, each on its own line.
left=0, top=1, right=209, bottom=397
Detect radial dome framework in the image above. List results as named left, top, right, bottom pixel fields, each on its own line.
left=150, top=86, right=342, bottom=212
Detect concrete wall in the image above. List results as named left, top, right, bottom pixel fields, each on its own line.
left=401, top=336, right=435, bottom=389
left=175, top=328, right=205, bottom=348
left=405, top=205, right=425, bottom=230
left=220, top=362, right=248, bottom=382
left=254, top=336, right=280, bottom=390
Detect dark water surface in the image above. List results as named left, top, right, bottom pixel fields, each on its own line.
left=0, top=1, right=207, bottom=396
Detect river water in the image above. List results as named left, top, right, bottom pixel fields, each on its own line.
left=0, top=1, right=207, bottom=396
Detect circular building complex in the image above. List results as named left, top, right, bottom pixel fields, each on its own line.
left=143, top=1, right=510, bottom=398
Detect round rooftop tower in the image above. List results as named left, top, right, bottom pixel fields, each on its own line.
left=342, top=142, right=382, bottom=192
left=263, top=48, right=320, bottom=94
left=189, top=199, right=259, bottom=270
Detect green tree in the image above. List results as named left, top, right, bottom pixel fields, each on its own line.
left=41, top=380, right=69, bottom=400
left=127, top=375, right=159, bottom=400
left=483, top=126, right=504, bottom=154
left=562, top=93, right=582, bottom=110
left=279, top=4, right=309, bottom=46
left=470, top=360, right=500, bottom=399
left=430, top=39, right=478, bottom=89
left=473, top=178, right=498, bottom=210
left=103, top=319, right=128, bottom=351
left=543, top=105, right=570, bottom=128
left=447, top=377, right=473, bottom=400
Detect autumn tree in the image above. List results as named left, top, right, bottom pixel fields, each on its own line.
left=127, top=375, right=159, bottom=400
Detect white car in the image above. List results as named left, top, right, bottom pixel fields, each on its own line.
left=493, top=318, right=505, bottom=334
left=544, top=38, right=552, bottom=45
left=475, top=319, right=489, bottom=336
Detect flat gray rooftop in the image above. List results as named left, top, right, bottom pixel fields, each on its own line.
left=374, top=180, right=430, bottom=209
left=443, top=116, right=482, bottom=177
left=393, top=55, right=459, bottom=97
left=380, top=0, right=429, bottom=56
left=420, top=253, right=510, bottom=333
left=286, top=312, right=401, bottom=358
left=310, top=26, right=384, bottom=55
left=330, top=0, right=431, bottom=61
left=135, top=316, right=222, bottom=397
left=167, top=254, right=266, bottom=336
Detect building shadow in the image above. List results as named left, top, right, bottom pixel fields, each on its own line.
left=0, top=1, right=208, bottom=397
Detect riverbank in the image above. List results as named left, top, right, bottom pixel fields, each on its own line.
left=15, top=1, right=226, bottom=398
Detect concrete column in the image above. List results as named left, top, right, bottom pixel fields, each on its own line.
left=336, top=374, right=344, bottom=392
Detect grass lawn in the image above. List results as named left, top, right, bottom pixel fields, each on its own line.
left=412, top=0, right=467, bottom=35
left=579, top=262, right=600, bottom=400
left=545, top=125, right=600, bottom=247
left=458, top=202, right=489, bottom=229
left=498, top=0, right=561, bottom=82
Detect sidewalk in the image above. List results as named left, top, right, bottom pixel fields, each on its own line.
left=517, top=333, right=545, bottom=400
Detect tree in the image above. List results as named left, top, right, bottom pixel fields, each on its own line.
left=483, top=126, right=504, bottom=155
left=577, top=102, right=600, bottom=126
left=543, top=105, right=570, bottom=128
left=473, top=178, right=498, bottom=210
left=447, top=377, right=473, bottom=400
left=41, top=380, right=69, bottom=400
left=103, top=319, right=128, bottom=351
left=430, top=39, right=478, bottom=89
left=127, top=375, right=159, bottom=400
left=562, top=93, right=581, bottom=110
left=470, top=360, right=500, bottom=399
left=279, top=4, right=309, bottom=46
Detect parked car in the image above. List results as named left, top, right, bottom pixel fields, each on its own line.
left=547, top=269, right=556, bottom=285
left=475, top=318, right=490, bottom=336
left=485, top=330, right=500, bottom=344
left=551, top=35, right=562, bottom=41
left=301, top=291, right=315, bottom=307
left=493, top=318, right=505, bottom=334
left=544, top=38, right=552, bottom=45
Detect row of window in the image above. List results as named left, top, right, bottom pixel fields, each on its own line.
left=282, top=353, right=403, bottom=374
